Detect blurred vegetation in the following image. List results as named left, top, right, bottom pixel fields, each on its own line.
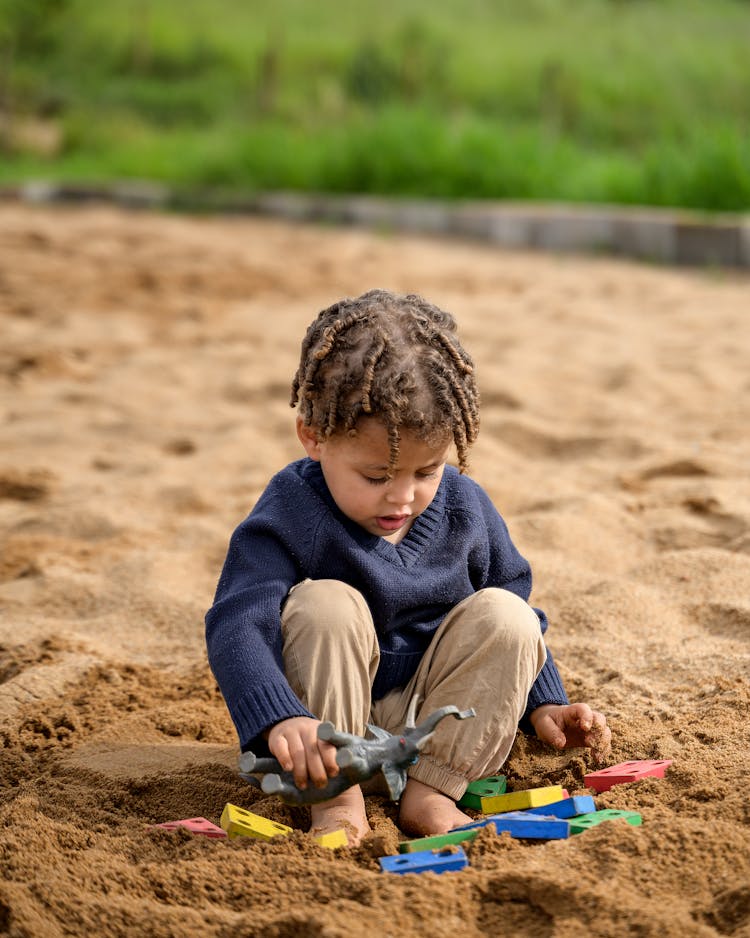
left=1, top=0, right=749, bottom=210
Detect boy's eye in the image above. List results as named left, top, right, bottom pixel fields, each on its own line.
left=363, top=469, right=440, bottom=485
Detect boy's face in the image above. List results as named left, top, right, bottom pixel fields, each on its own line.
left=296, top=417, right=451, bottom=544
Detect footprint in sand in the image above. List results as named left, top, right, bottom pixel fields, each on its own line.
left=692, top=602, right=750, bottom=640
left=681, top=496, right=748, bottom=549
left=0, top=468, right=54, bottom=501
left=639, top=458, right=710, bottom=481
left=650, top=496, right=747, bottom=553
left=486, top=418, right=644, bottom=461
left=619, top=457, right=710, bottom=493
left=620, top=457, right=748, bottom=553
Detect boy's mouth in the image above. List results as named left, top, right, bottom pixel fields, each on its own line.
left=376, top=514, right=409, bottom=531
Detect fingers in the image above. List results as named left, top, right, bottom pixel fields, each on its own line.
left=566, top=702, right=594, bottom=732
left=268, top=719, right=341, bottom=790
left=584, top=708, right=607, bottom=740
left=538, top=714, right=567, bottom=750
left=297, top=736, right=329, bottom=789
left=273, top=733, right=293, bottom=773
left=319, top=740, right=340, bottom=779
left=533, top=704, right=612, bottom=758
left=278, top=732, right=321, bottom=789
left=584, top=710, right=612, bottom=762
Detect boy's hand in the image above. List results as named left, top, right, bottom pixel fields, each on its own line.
left=529, top=703, right=611, bottom=763
left=266, top=716, right=340, bottom=791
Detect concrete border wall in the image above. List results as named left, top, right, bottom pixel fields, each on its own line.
left=5, top=181, right=750, bottom=269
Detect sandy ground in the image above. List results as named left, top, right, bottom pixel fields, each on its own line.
left=1, top=203, right=749, bottom=938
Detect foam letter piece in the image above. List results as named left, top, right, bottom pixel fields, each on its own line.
left=458, top=775, right=507, bottom=810
left=313, top=829, right=348, bottom=849
left=570, top=809, right=642, bottom=834
left=381, top=846, right=468, bottom=874
left=220, top=803, right=293, bottom=841
left=450, top=811, right=569, bottom=840
left=477, top=784, right=565, bottom=814
left=584, top=760, right=673, bottom=793
left=400, top=810, right=569, bottom=852
left=151, top=817, right=227, bottom=839
left=524, top=794, right=596, bottom=818
left=399, top=829, right=479, bottom=853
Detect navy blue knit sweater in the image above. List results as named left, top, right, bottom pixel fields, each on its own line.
left=205, top=458, right=568, bottom=752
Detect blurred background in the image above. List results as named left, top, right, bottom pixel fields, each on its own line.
left=1, top=0, right=749, bottom=212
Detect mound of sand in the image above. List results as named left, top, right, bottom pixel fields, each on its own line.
left=1, top=203, right=749, bottom=937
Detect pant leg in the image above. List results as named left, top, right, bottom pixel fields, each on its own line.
left=281, top=578, right=380, bottom=737
left=370, top=588, right=547, bottom=801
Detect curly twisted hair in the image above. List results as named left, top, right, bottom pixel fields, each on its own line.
left=290, top=289, right=480, bottom=473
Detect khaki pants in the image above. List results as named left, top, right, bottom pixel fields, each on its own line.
left=281, top=579, right=546, bottom=801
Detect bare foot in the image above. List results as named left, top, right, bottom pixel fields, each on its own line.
left=398, top=778, right=472, bottom=837
left=310, top=785, right=371, bottom=846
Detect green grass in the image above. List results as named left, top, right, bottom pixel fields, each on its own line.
left=2, top=0, right=749, bottom=211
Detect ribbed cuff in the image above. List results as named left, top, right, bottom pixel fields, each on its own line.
left=231, top=681, right=312, bottom=751
left=520, top=650, right=569, bottom=733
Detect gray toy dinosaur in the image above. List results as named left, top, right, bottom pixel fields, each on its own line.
left=239, top=697, right=475, bottom=805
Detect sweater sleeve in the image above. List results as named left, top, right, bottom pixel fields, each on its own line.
left=474, top=485, right=569, bottom=725
left=205, top=513, right=313, bottom=751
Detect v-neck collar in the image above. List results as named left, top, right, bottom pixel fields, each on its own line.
left=300, top=459, right=447, bottom=568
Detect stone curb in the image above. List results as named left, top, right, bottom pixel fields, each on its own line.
left=3, top=181, right=750, bottom=269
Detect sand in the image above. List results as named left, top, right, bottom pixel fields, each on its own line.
left=1, top=202, right=749, bottom=938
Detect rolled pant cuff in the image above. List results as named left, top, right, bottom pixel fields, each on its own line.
left=408, top=757, right=468, bottom=802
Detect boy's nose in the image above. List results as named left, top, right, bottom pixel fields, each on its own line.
left=385, top=479, right=415, bottom=507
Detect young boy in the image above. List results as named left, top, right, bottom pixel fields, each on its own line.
left=206, top=289, right=611, bottom=843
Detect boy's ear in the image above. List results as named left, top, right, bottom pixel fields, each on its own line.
left=296, top=417, right=323, bottom=460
